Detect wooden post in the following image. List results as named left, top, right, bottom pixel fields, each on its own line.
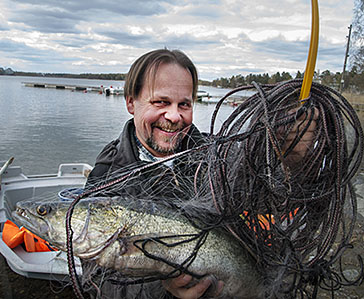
left=340, top=24, right=352, bottom=93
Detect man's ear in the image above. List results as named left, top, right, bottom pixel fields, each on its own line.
left=126, top=96, right=135, bottom=115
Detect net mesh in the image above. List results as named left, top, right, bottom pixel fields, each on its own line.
left=65, top=79, right=363, bottom=298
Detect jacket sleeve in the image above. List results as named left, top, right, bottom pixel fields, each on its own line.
left=85, top=138, right=120, bottom=188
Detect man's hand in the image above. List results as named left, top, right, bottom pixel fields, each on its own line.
left=282, top=107, right=319, bottom=164
left=162, top=274, right=224, bottom=299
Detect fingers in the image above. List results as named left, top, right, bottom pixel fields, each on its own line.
left=288, top=106, right=319, bottom=121
left=287, top=107, right=318, bottom=135
left=163, top=274, right=193, bottom=290
left=162, top=274, right=224, bottom=299
left=281, top=107, right=319, bottom=161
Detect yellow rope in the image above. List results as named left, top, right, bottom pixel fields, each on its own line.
left=299, top=0, right=320, bottom=102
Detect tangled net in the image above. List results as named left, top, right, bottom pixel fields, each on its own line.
left=206, top=79, right=364, bottom=297
left=66, top=79, right=364, bottom=298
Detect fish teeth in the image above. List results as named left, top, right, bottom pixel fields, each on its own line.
left=16, top=207, right=30, bottom=219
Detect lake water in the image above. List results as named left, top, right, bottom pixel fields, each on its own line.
left=0, top=75, right=244, bottom=175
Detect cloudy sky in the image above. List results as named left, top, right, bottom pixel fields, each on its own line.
left=0, top=0, right=354, bottom=80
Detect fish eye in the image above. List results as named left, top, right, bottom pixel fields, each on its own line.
left=36, top=205, right=51, bottom=216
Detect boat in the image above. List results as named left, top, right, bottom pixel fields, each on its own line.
left=102, top=85, right=124, bottom=96
left=196, top=90, right=210, bottom=101
left=0, top=158, right=92, bottom=280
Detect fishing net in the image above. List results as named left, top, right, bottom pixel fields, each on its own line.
left=65, top=79, right=364, bottom=298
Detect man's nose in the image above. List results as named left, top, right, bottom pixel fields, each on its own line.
left=164, top=105, right=181, bottom=123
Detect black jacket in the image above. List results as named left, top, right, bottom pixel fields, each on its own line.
left=85, top=119, right=209, bottom=200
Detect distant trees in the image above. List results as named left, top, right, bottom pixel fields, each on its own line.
left=209, top=69, right=363, bottom=92
left=319, top=70, right=341, bottom=89
left=346, top=66, right=364, bottom=91
left=34, top=72, right=127, bottom=81
left=295, top=71, right=304, bottom=79
left=0, top=67, right=14, bottom=75
left=346, top=0, right=364, bottom=92
left=211, top=71, right=294, bottom=88
left=211, top=71, right=295, bottom=88
left=0, top=69, right=127, bottom=81
left=351, top=0, right=364, bottom=73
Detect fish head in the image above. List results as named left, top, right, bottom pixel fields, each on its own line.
left=12, top=198, right=122, bottom=255
left=12, top=200, right=72, bottom=248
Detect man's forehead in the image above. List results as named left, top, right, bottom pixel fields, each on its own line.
left=145, top=63, right=192, bottom=82
left=140, top=64, right=193, bottom=98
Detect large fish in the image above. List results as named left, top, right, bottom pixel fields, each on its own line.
left=12, top=197, right=263, bottom=298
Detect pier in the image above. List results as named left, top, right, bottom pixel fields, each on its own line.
left=22, top=82, right=124, bottom=95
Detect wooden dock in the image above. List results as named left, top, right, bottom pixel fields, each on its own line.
left=22, top=82, right=124, bottom=95
left=22, top=82, right=103, bottom=93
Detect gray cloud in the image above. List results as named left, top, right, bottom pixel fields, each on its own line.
left=317, top=42, right=347, bottom=71
left=0, top=39, right=77, bottom=67
left=149, top=32, right=222, bottom=50
left=0, top=23, right=9, bottom=31
left=254, top=36, right=347, bottom=63
left=253, top=37, right=309, bottom=62
left=11, top=0, right=181, bottom=16
left=249, top=36, right=348, bottom=75
left=97, top=30, right=151, bottom=46
left=0, top=39, right=29, bottom=53
left=97, top=28, right=222, bottom=50
left=162, top=35, right=220, bottom=48
left=9, top=8, right=82, bottom=33
left=54, top=37, right=97, bottom=49
left=179, top=3, right=224, bottom=18
left=7, top=0, right=185, bottom=34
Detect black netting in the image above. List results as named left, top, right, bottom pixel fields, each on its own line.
left=62, top=79, right=364, bottom=298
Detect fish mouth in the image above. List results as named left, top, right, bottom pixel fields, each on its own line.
left=13, top=206, right=33, bottom=224
left=15, top=206, right=27, bottom=218
left=12, top=207, right=45, bottom=235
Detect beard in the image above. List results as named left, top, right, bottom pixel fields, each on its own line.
left=146, top=121, right=189, bottom=155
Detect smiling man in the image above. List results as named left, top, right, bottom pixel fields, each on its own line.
left=85, top=49, right=217, bottom=299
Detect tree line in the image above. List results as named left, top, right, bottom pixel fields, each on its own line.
left=208, top=69, right=364, bottom=92
left=0, top=68, right=127, bottom=81
left=210, top=71, right=296, bottom=88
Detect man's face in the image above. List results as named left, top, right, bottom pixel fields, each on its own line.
left=126, top=63, right=194, bottom=157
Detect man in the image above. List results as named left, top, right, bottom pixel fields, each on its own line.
left=86, top=49, right=223, bottom=298
left=86, top=49, right=317, bottom=298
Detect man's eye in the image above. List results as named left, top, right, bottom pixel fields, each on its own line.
left=153, top=101, right=168, bottom=106
left=180, top=102, right=192, bottom=108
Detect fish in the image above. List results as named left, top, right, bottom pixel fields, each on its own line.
left=12, top=197, right=263, bottom=298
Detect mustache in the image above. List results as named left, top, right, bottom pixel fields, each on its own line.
left=152, top=121, right=188, bottom=131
